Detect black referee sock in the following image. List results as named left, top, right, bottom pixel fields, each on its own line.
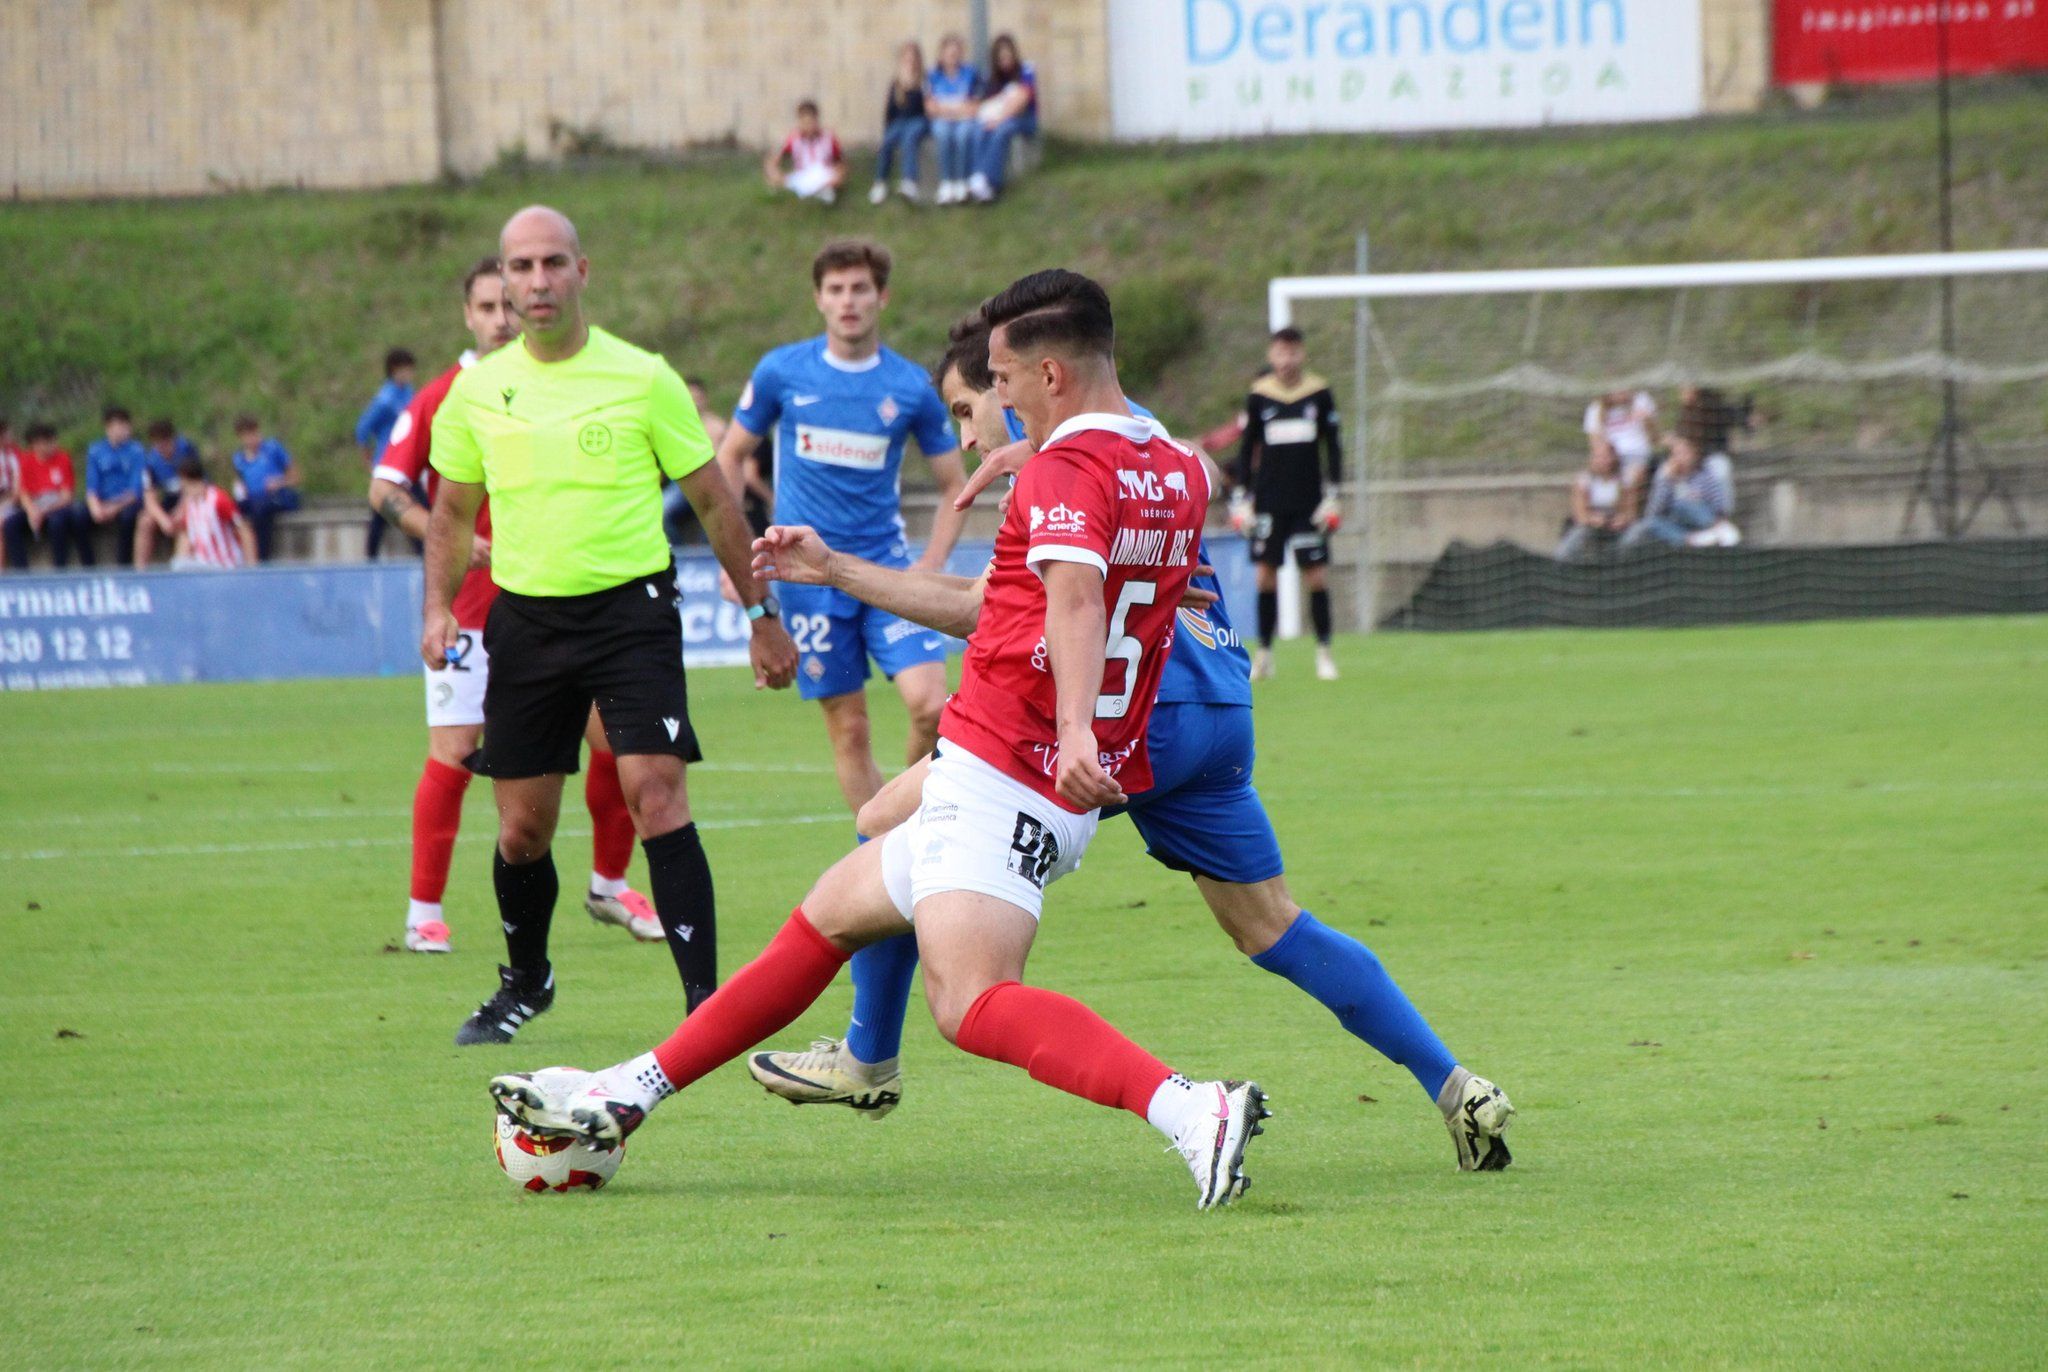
left=643, top=822, right=718, bottom=1014
left=1257, top=589, right=1279, bottom=648
left=1310, top=588, right=1333, bottom=644
left=492, top=848, right=558, bottom=977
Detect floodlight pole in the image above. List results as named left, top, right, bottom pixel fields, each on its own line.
left=970, top=0, right=990, bottom=70
left=1352, top=231, right=1373, bottom=631
left=1934, top=4, right=1961, bottom=537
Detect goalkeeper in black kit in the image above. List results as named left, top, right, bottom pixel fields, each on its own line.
left=1232, top=326, right=1342, bottom=682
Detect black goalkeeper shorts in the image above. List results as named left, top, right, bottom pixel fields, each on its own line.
left=474, top=565, right=704, bottom=779
left=1249, top=509, right=1331, bottom=569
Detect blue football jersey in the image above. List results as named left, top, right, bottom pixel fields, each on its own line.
left=1002, top=403, right=1251, bottom=707
left=734, top=338, right=957, bottom=561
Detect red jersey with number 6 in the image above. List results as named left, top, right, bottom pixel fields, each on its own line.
left=377, top=356, right=498, bottom=628
left=939, top=412, right=1210, bottom=813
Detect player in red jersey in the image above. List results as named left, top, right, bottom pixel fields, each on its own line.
left=494, top=271, right=1273, bottom=1210
left=369, top=257, right=658, bottom=958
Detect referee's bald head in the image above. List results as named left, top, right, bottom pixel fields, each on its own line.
left=501, top=204, right=581, bottom=257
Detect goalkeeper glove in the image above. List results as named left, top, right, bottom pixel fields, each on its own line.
left=1227, top=488, right=1253, bottom=533
left=1312, top=495, right=1342, bottom=533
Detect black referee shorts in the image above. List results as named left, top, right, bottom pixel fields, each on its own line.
left=474, top=565, right=703, bottom=779
left=1250, top=509, right=1330, bottom=569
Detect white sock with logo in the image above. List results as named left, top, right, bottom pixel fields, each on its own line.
left=603, top=1052, right=675, bottom=1113
left=407, top=899, right=442, bottom=929
left=589, top=874, right=628, bottom=899
left=1145, top=1073, right=1207, bottom=1142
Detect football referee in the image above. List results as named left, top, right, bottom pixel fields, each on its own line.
left=426, top=204, right=798, bottom=1046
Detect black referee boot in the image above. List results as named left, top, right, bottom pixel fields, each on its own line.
left=454, top=964, right=555, bottom=1046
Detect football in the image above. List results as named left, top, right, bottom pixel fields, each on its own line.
left=492, top=1094, right=624, bottom=1194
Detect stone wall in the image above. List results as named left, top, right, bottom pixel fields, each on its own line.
left=8, top=0, right=1767, bottom=199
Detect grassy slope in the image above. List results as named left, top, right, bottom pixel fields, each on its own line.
left=2, top=615, right=2044, bottom=1367
left=3, top=84, right=2045, bottom=488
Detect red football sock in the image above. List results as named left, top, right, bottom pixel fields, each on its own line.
left=409, top=757, right=472, bottom=903
left=954, top=981, right=1174, bottom=1119
left=651, top=907, right=849, bottom=1089
left=585, top=748, right=635, bottom=882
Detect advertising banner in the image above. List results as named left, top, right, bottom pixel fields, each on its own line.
left=1774, top=2, right=2048, bottom=86
left=1109, top=0, right=1704, bottom=139
left=0, top=541, right=1259, bottom=691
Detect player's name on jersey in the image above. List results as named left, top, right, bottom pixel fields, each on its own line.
left=1110, top=527, right=1197, bottom=568
left=794, top=424, right=890, bottom=471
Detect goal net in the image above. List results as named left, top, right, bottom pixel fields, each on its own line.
left=1267, top=250, right=2048, bottom=629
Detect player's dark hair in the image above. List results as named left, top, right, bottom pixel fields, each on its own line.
left=103, top=405, right=131, bottom=424
left=685, top=375, right=709, bottom=391
left=812, top=238, right=892, bottom=292
left=146, top=418, right=176, bottom=440
left=233, top=414, right=259, bottom=434
left=981, top=269, right=1115, bottom=367
left=935, top=311, right=994, bottom=392
left=176, top=452, right=205, bottom=481
left=25, top=421, right=56, bottom=443
left=1270, top=326, right=1304, bottom=344
left=796, top=98, right=820, bottom=117
left=462, top=256, right=502, bottom=299
left=989, top=33, right=1024, bottom=84
left=384, top=347, right=416, bottom=377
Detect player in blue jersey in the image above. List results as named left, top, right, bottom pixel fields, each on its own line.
left=716, top=240, right=970, bottom=823
left=746, top=313, right=1517, bottom=1171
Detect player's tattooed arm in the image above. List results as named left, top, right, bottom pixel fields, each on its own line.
left=369, top=476, right=430, bottom=542
left=1041, top=560, right=1126, bottom=810
left=421, top=478, right=482, bottom=669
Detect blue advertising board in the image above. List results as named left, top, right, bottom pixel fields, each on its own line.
left=0, top=539, right=1255, bottom=691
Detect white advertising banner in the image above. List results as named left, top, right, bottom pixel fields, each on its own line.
left=1109, top=0, right=1703, bottom=139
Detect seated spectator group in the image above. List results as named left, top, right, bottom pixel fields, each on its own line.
left=765, top=32, right=1040, bottom=208
left=1556, top=386, right=1746, bottom=560
left=2, top=405, right=290, bottom=572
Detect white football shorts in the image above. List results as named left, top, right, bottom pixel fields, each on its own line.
left=880, top=738, right=1098, bottom=922
left=423, top=626, right=489, bottom=728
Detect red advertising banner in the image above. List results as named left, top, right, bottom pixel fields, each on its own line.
left=1774, top=2, right=2048, bottom=84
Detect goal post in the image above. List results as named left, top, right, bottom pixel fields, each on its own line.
left=1264, top=249, right=2048, bottom=631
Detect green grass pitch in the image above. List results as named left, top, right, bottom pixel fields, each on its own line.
left=3, top=617, right=2043, bottom=1368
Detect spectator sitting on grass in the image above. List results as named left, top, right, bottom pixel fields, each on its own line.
left=869, top=42, right=929, bottom=205
left=1619, top=434, right=1736, bottom=549
left=136, top=418, right=197, bottom=566
left=1555, top=442, right=1636, bottom=561
left=927, top=34, right=981, bottom=205
left=1584, top=387, right=1659, bottom=485
left=765, top=100, right=845, bottom=205
left=3, top=423, right=91, bottom=569
left=966, top=33, right=1037, bottom=204
left=85, top=406, right=150, bottom=564
left=230, top=415, right=301, bottom=562
left=169, top=451, right=256, bottom=570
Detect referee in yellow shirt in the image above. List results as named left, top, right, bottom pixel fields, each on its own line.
left=426, top=204, right=798, bottom=1045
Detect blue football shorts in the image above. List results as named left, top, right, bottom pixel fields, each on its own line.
left=1114, top=701, right=1285, bottom=886
left=780, top=581, right=951, bottom=702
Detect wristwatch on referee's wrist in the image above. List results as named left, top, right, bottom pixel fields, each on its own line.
left=746, top=591, right=781, bottom=624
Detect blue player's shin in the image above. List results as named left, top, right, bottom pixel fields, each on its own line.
left=843, top=931, right=920, bottom=1066
left=1250, top=910, right=1460, bottom=1100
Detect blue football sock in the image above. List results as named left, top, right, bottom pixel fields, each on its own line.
left=1251, top=909, right=1459, bottom=1100
left=844, top=932, right=919, bottom=1065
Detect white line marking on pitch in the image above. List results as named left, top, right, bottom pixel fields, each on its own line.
left=1, top=813, right=847, bottom=862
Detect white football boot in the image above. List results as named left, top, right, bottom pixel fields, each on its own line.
left=585, top=887, right=662, bottom=941
left=1315, top=646, right=1340, bottom=681
left=491, top=1066, right=648, bottom=1146
left=1440, top=1068, right=1515, bottom=1171
left=1250, top=648, right=1275, bottom=681
left=1169, top=1079, right=1271, bottom=1210
left=748, top=1037, right=903, bottom=1118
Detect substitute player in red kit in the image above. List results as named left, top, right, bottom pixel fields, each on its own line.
left=494, top=269, right=1274, bottom=1210
left=369, top=256, right=658, bottom=957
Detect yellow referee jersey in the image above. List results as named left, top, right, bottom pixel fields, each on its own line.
left=429, top=327, right=713, bottom=597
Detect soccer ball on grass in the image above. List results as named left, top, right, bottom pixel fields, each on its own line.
left=491, top=1069, right=625, bottom=1193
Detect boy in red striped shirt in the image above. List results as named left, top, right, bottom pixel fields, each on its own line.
left=169, top=453, right=255, bottom=569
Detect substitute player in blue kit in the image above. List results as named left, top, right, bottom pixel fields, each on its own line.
left=747, top=312, right=1518, bottom=1171
left=716, top=239, right=969, bottom=825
